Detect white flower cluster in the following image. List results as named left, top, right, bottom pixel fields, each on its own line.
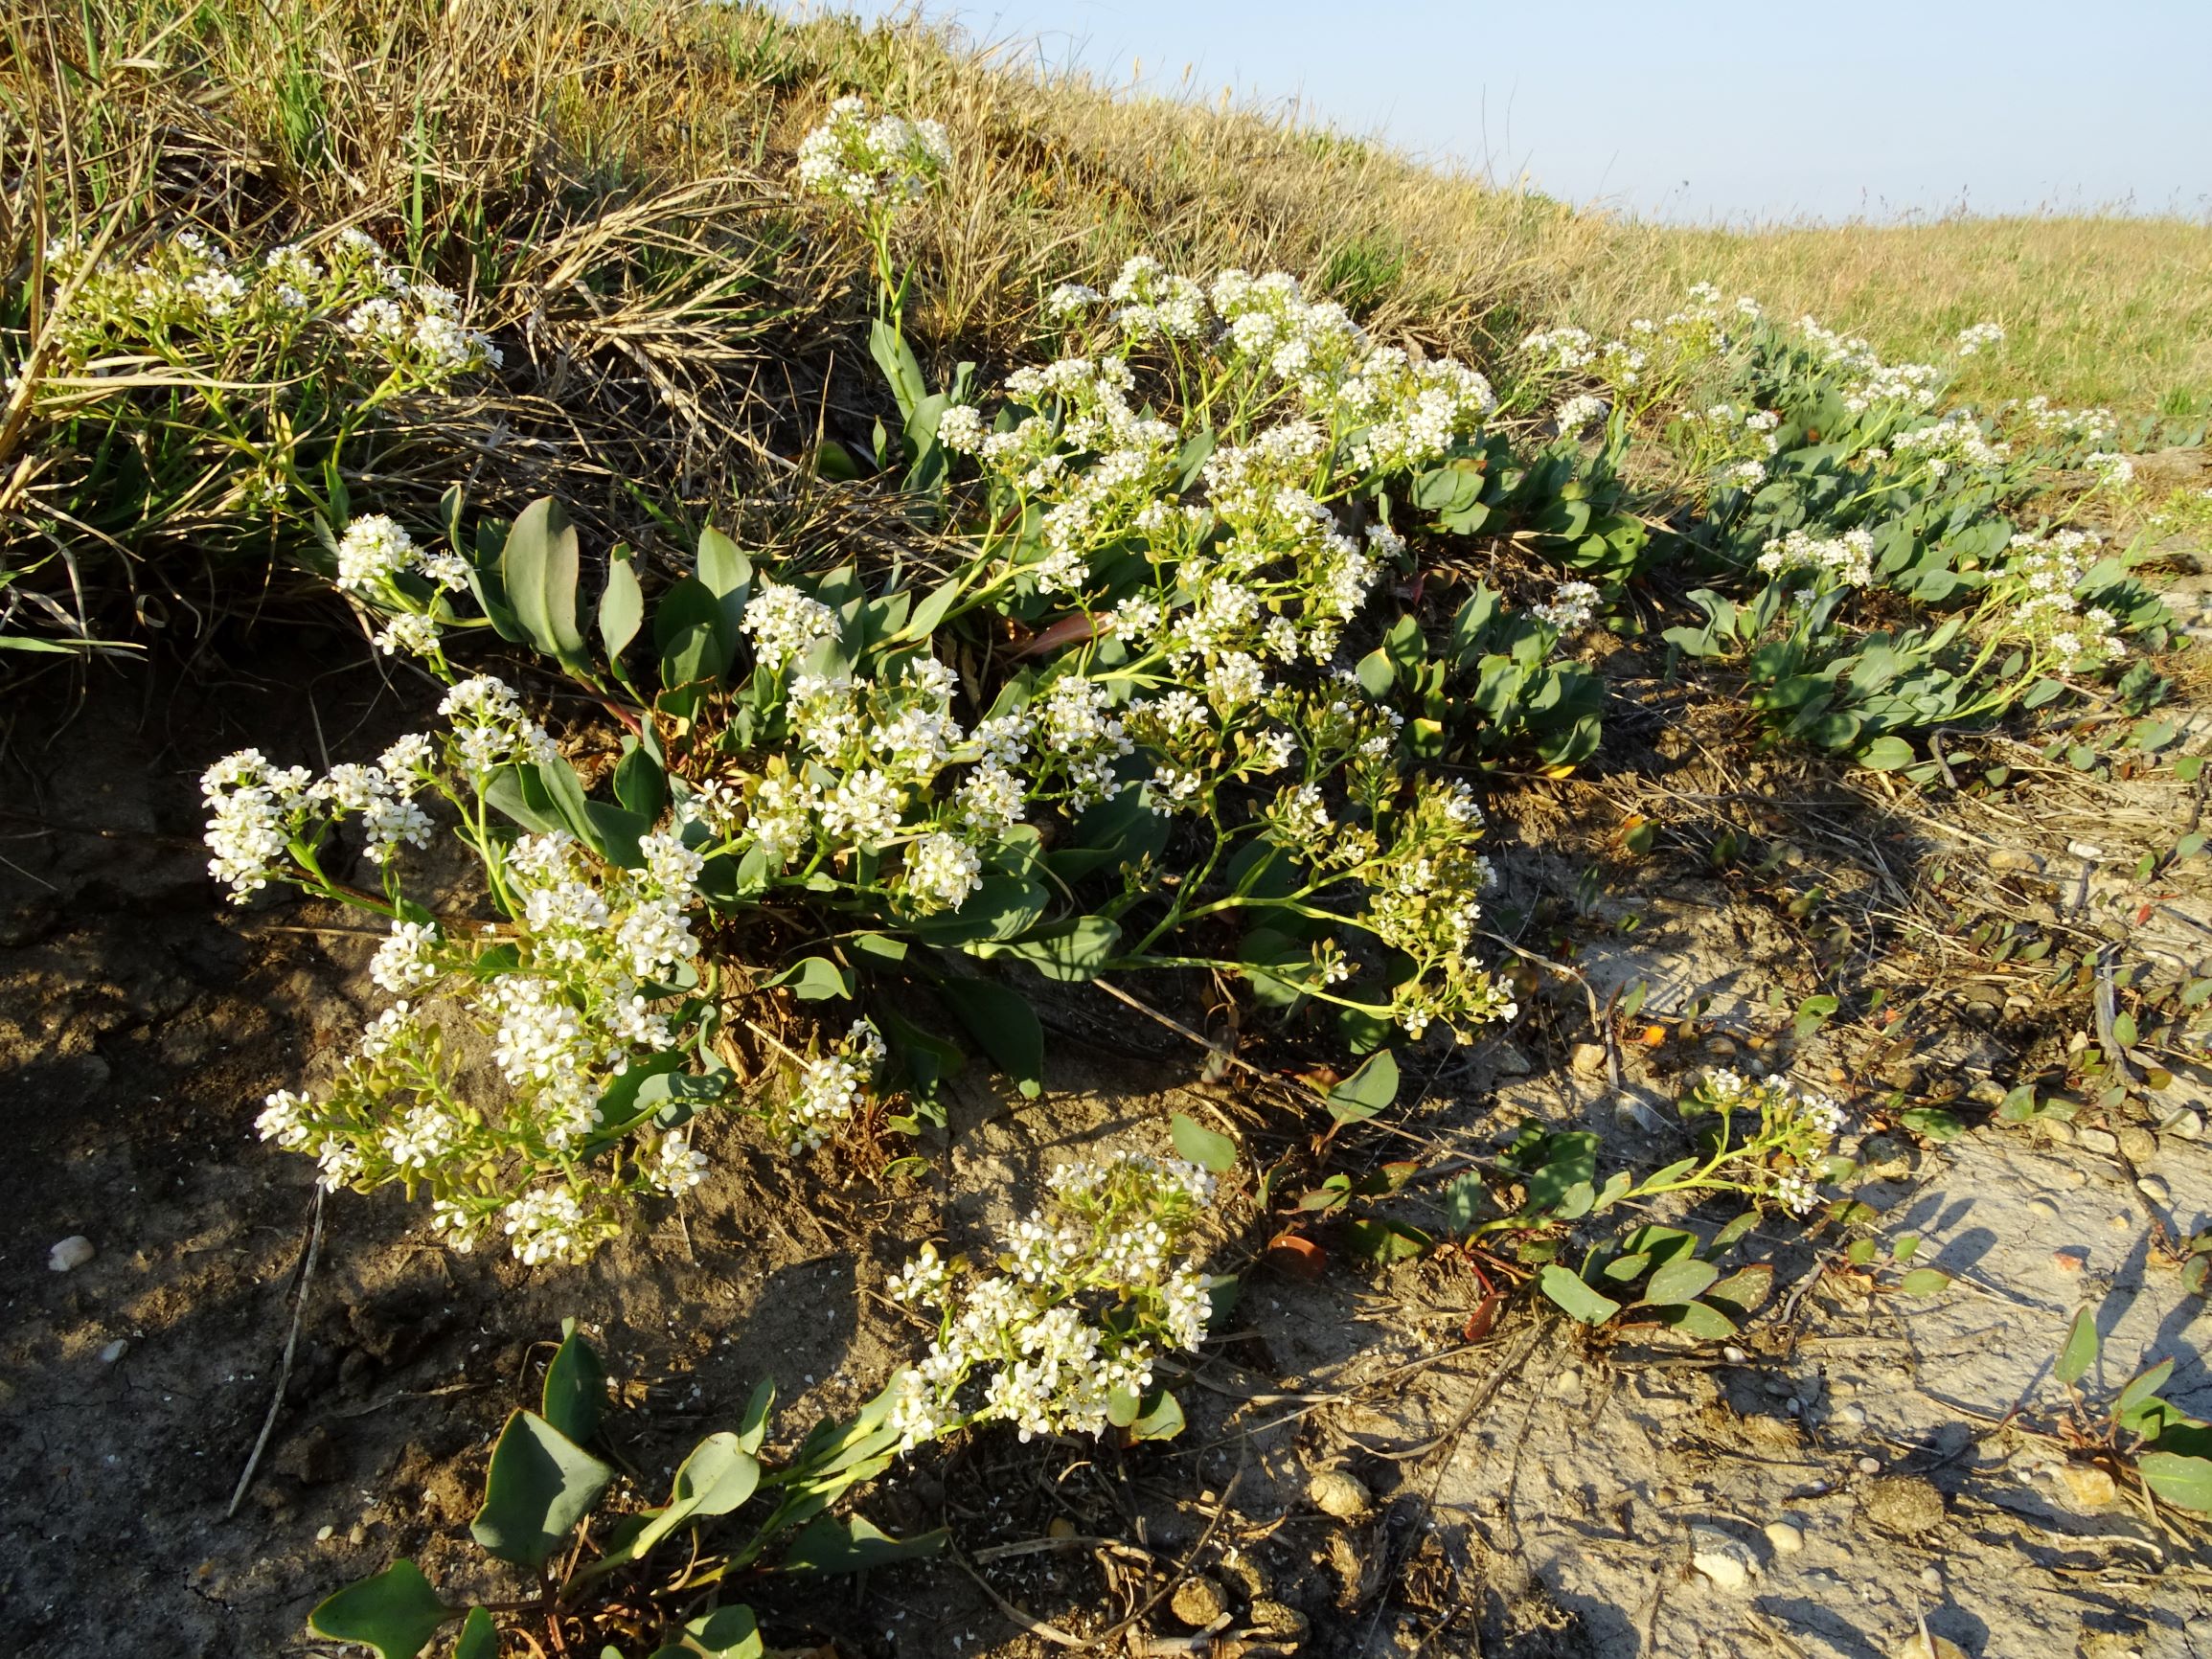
left=438, top=675, right=560, bottom=777
left=886, top=1150, right=1218, bottom=1449
left=1888, top=411, right=2012, bottom=478
left=1532, top=580, right=1601, bottom=631
left=1794, top=315, right=1940, bottom=415
left=1755, top=527, right=1876, bottom=589
left=1554, top=393, right=1609, bottom=435
left=2084, top=450, right=2134, bottom=489
left=1954, top=321, right=2005, bottom=356
left=741, top=581, right=840, bottom=672
left=2013, top=396, right=2120, bottom=449
left=1995, top=530, right=2127, bottom=670
left=794, top=96, right=953, bottom=210
left=1698, top=1067, right=1845, bottom=1215
left=243, top=814, right=712, bottom=1261
left=780, top=1018, right=889, bottom=1153
left=200, top=739, right=433, bottom=900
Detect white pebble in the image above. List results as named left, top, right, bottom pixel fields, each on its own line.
left=1858, top=1457, right=1881, bottom=1475
left=48, top=1236, right=95, bottom=1272
left=98, top=1339, right=127, bottom=1364
left=1690, top=1527, right=1755, bottom=1591
left=1764, top=1520, right=1805, bottom=1555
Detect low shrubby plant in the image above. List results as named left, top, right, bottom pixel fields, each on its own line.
left=308, top=1322, right=941, bottom=1659
left=5, top=225, right=497, bottom=647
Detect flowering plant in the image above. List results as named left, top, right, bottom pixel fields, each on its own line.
left=8, top=225, right=498, bottom=638
left=886, top=1150, right=1221, bottom=1446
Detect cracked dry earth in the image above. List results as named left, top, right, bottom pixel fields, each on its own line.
left=3, top=638, right=2209, bottom=1659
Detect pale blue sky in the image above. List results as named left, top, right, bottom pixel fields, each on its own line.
left=820, top=0, right=2212, bottom=223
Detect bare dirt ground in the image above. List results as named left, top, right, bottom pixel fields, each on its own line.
left=3, top=619, right=2209, bottom=1659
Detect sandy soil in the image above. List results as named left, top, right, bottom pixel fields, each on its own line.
left=2, top=628, right=2207, bottom=1659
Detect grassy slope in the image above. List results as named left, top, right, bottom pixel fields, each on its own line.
left=25, top=0, right=2201, bottom=419
left=1601, top=216, right=2212, bottom=417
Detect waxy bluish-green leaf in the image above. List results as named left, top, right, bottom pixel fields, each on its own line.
left=1324, top=1049, right=1399, bottom=1125
left=765, top=956, right=854, bottom=1001
left=1171, top=1112, right=1237, bottom=1174
left=469, top=1411, right=614, bottom=1568
left=502, top=497, right=591, bottom=672
left=308, top=1560, right=450, bottom=1659
left=541, top=1323, right=604, bottom=1447
left=935, top=977, right=1044, bottom=1098
left=451, top=1607, right=498, bottom=1659
left=1538, top=1265, right=1623, bottom=1326
left=2057, top=1308, right=2101, bottom=1385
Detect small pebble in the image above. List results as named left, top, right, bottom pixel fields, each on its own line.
left=1569, top=1042, right=1609, bottom=1077
left=1171, top=1575, right=1229, bottom=1628
left=315, top=1525, right=334, bottom=1542
left=2160, top=1108, right=2203, bottom=1141
left=1832, top=1403, right=1867, bottom=1427
left=1920, top=1566, right=1942, bottom=1590
left=1895, top=1636, right=1968, bottom=1659
left=2041, top=1119, right=2076, bottom=1146
left=1722, top=1346, right=1749, bottom=1364
left=1688, top=1526, right=1755, bottom=1592
left=1764, top=1520, right=1805, bottom=1555
left=2057, top=1168, right=2088, bottom=1190
left=2116, top=1125, right=2157, bottom=1162
left=48, top=1236, right=95, bottom=1273
left=2055, top=1463, right=2118, bottom=1510
left=2067, top=840, right=2106, bottom=859
left=2108, top=1212, right=2133, bottom=1233
left=98, top=1339, right=127, bottom=1364
left=1307, top=1469, right=1371, bottom=1520
left=2076, top=1127, right=2119, bottom=1155
left=2137, top=1175, right=2170, bottom=1204
left=2050, top=1248, right=2087, bottom=1275
left=1858, top=1457, right=1881, bottom=1475
left=2027, top=1195, right=2061, bottom=1219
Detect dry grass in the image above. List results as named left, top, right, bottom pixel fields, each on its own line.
left=1593, top=215, right=2212, bottom=418
left=5, top=0, right=2203, bottom=642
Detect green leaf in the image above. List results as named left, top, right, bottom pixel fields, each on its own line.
left=1344, top=1218, right=1431, bottom=1261
left=935, top=977, right=1045, bottom=1098
left=452, top=1608, right=499, bottom=1659
left=976, top=915, right=1121, bottom=981
left=1356, top=646, right=1397, bottom=700
left=2114, top=1359, right=2176, bottom=1425
left=600, top=551, right=644, bottom=669
left=470, top=1411, right=615, bottom=1568
left=1658, top=1300, right=1738, bottom=1342
left=541, top=1326, right=604, bottom=1447
left=657, top=1605, right=763, bottom=1659
left=626, top=1433, right=762, bottom=1560
left=1898, top=1106, right=1966, bottom=1144
left=308, top=1562, right=451, bottom=1659
left=1642, top=1256, right=1721, bottom=1307
left=1858, top=735, right=1917, bottom=771
left=1896, top=1268, right=1951, bottom=1297
left=2138, top=1452, right=2212, bottom=1512
left=1702, top=1264, right=1774, bottom=1317
left=1324, top=1049, right=1400, bottom=1125
left=2057, top=1307, right=2101, bottom=1385
left=1524, top=1132, right=1600, bottom=1217
left=502, top=497, right=591, bottom=673
left=1129, top=1387, right=1187, bottom=1442
left=779, top=1513, right=946, bottom=1574
left=869, top=318, right=928, bottom=421
left=1170, top=1112, right=1237, bottom=1174
left=1792, top=993, right=1837, bottom=1041
left=613, top=746, right=668, bottom=823
left=765, top=956, right=854, bottom=1002
left=1537, top=1264, right=1623, bottom=1326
